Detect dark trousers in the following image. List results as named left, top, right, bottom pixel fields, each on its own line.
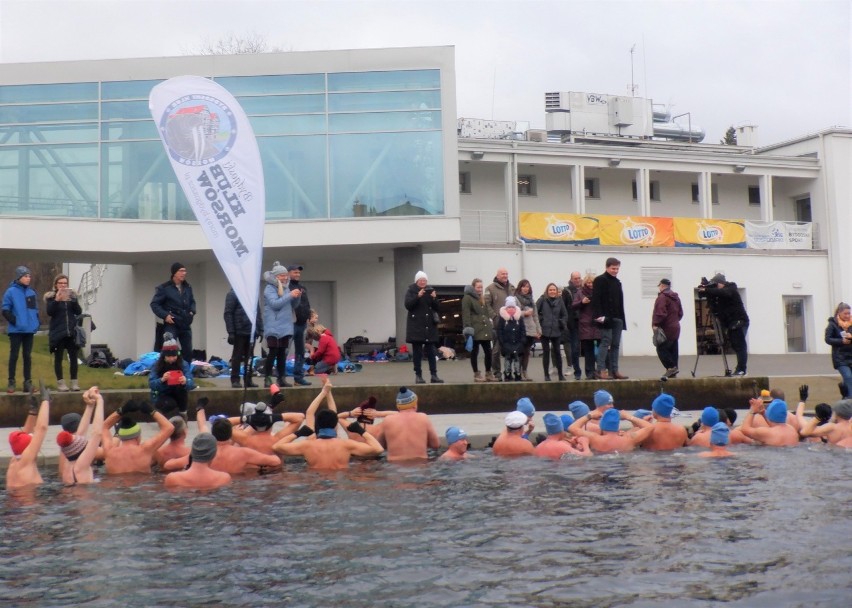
left=229, top=335, right=255, bottom=382
left=8, top=333, right=34, bottom=382
left=656, top=339, right=679, bottom=370
left=728, top=325, right=749, bottom=372
left=470, top=340, right=492, bottom=373
left=580, top=339, right=602, bottom=379
left=265, top=336, right=291, bottom=380
left=291, top=323, right=306, bottom=380
left=562, top=329, right=581, bottom=378
left=53, top=336, right=79, bottom=380
left=156, top=385, right=188, bottom=413
left=541, top=336, right=563, bottom=377
left=521, top=336, right=536, bottom=373
left=412, top=341, right=438, bottom=377
left=491, top=333, right=503, bottom=374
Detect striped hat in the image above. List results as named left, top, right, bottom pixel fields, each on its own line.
left=396, top=387, right=417, bottom=409
left=57, top=431, right=88, bottom=461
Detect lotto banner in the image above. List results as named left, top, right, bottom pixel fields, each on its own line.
left=674, top=218, right=746, bottom=248
left=519, top=212, right=600, bottom=244
left=149, top=76, right=266, bottom=339
left=745, top=221, right=813, bottom=249
left=598, top=216, right=674, bottom=247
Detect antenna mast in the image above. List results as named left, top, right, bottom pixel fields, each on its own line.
left=629, top=44, right=638, bottom=97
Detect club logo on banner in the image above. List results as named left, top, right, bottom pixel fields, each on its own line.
left=150, top=76, right=266, bottom=339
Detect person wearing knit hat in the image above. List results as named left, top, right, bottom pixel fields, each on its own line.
left=698, top=422, right=734, bottom=458
left=568, top=406, right=652, bottom=453
left=798, top=398, right=852, bottom=445
left=262, top=261, right=303, bottom=388
left=57, top=388, right=107, bottom=486
left=149, top=333, right=196, bottom=418
left=404, top=270, right=443, bottom=385
left=497, top=293, right=526, bottom=381
left=593, top=390, right=614, bottom=410
left=568, top=400, right=590, bottom=418
left=228, top=388, right=307, bottom=456
left=492, top=411, right=535, bottom=457
left=740, top=398, right=799, bottom=446
left=150, top=261, right=195, bottom=363
left=6, top=390, right=50, bottom=489
left=154, top=416, right=191, bottom=469
left=61, top=412, right=82, bottom=433
left=688, top=407, right=724, bottom=447
left=371, top=385, right=439, bottom=461
left=439, top=427, right=470, bottom=461
left=57, top=431, right=88, bottom=461
left=165, top=433, right=231, bottom=489
left=641, top=394, right=688, bottom=451
left=516, top=397, right=535, bottom=420
left=3, top=264, right=40, bottom=394
left=100, top=400, right=177, bottom=475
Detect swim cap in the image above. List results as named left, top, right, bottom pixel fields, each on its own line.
left=833, top=399, right=852, bottom=420
left=211, top=419, right=233, bottom=442
left=396, top=386, right=417, bottom=409
left=765, top=399, right=788, bottom=424
left=316, top=408, right=338, bottom=430
left=191, top=433, right=217, bottom=463
left=56, top=431, right=87, bottom=461
left=60, top=412, right=82, bottom=433
left=543, top=413, right=563, bottom=436
left=710, top=422, right=730, bottom=446
left=446, top=426, right=467, bottom=445
left=208, top=414, right=228, bottom=425
left=634, top=409, right=653, bottom=420
left=9, top=431, right=32, bottom=456
left=600, top=409, right=621, bottom=432
left=505, top=411, right=527, bottom=429
left=568, top=401, right=590, bottom=418
left=652, top=394, right=675, bottom=418
left=516, top=397, right=535, bottom=418
left=594, top=390, right=613, bottom=408
left=560, top=414, right=575, bottom=430
left=700, top=407, right=720, bottom=427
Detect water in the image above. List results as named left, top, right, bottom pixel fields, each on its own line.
left=2, top=445, right=850, bottom=607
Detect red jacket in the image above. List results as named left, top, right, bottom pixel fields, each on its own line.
left=311, top=329, right=341, bottom=366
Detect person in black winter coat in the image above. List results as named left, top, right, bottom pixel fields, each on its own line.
left=224, top=288, right=263, bottom=389
left=45, top=274, right=82, bottom=392
left=404, top=271, right=443, bottom=384
left=591, top=257, right=628, bottom=380
left=497, top=296, right=526, bottom=381
left=537, top=282, right=569, bottom=381
left=699, top=273, right=750, bottom=376
left=150, top=262, right=196, bottom=364
left=824, top=302, right=852, bottom=397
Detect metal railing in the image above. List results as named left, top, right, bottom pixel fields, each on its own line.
left=77, top=264, right=108, bottom=310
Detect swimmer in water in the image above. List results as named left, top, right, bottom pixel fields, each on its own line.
left=698, top=422, right=734, bottom=458
left=371, top=387, right=440, bottom=461
left=439, top=426, right=470, bottom=461
left=164, top=433, right=231, bottom=489
left=740, top=398, right=799, bottom=447
left=638, top=394, right=689, bottom=451
left=492, top=411, right=535, bottom=457
left=568, top=408, right=653, bottom=453
left=57, top=387, right=106, bottom=485
left=688, top=407, right=723, bottom=448
left=6, top=386, right=50, bottom=490
left=101, top=400, right=175, bottom=474
left=534, top=413, right=590, bottom=460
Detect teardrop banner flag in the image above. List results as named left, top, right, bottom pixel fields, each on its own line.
left=149, top=76, right=265, bottom=338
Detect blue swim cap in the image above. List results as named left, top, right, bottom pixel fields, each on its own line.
left=446, top=426, right=467, bottom=445
left=600, top=409, right=621, bottom=432
left=766, top=399, right=788, bottom=423
left=652, top=394, right=675, bottom=418
left=710, top=422, right=730, bottom=446
left=560, top=414, right=575, bottom=430
left=594, top=390, right=613, bottom=407
left=516, top=397, right=535, bottom=418
left=634, top=409, right=653, bottom=420
left=543, top=413, right=563, bottom=435
left=701, top=406, right=720, bottom=427
left=568, top=401, right=590, bottom=418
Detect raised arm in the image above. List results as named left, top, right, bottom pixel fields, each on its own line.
left=75, top=390, right=105, bottom=471
left=20, top=398, right=50, bottom=466
left=195, top=397, right=210, bottom=433
left=140, top=403, right=176, bottom=453
left=569, top=412, right=599, bottom=440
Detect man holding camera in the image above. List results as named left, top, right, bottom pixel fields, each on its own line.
left=698, top=273, right=750, bottom=376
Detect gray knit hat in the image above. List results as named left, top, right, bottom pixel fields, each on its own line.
left=270, top=261, right=287, bottom=276
left=191, top=433, right=218, bottom=463
left=14, top=266, right=31, bottom=281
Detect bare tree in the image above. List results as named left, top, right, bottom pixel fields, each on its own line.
left=185, top=31, right=286, bottom=55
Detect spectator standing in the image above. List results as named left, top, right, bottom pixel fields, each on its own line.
left=514, top=279, right=541, bottom=382
left=2, top=266, right=39, bottom=394
left=652, top=278, right=684, bottom=378
left=45, top=274, right=83, bottom=392
left=573, top=273, right=602, bottom=380
left=562, top=271, right=583, bottom=380
left=262, top=261, right=301, bottom=388
left=824, top=302, right=852, bottom=397
left=150, top=262, right=196, bottom=364
left=698, top=273, right=749, bottom=376
left=404, top=271, right=443, bottom=384
left=537, top=282, right=569, bottom=381
left=483, top=268, right=515, bottom=381
left=287, top=264, right=312, bottom=386
left=591, top=257, right=628, bottom=380
left=224, top=288, right=263, bottom=389
left=461, top=278, right=495, bottom=382
left=497, top=296, right=526, bottom=381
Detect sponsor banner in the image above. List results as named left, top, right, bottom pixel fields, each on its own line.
left=745, top=221, right=813, bottom=250
left=519, top=212, right=599, bottom=244
left=674, top=218, right=746, bottom=248
left=149, top=76, right=266, bottom=338
left=599, top=216, right=674, bottom=247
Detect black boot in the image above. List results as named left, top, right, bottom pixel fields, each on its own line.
left=504, top=371, right=512, bottom=382
left=840, top=382, right=849, bottom=398
left=245, top=378, right=258, bottom=388
left=430, top=374, right=444, bottom=384
left=415, top=375, right=426, bottom=384
left=231, top=379, right=242, bottom=389
left=278, top=377, right=293, bottom=388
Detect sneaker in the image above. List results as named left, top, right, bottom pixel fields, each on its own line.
left=294, top=378, right=311, bottom=386
left=23, top=380, right=32, bottom=393
left=734, top=370, right=747, bottom=377
left=57, top=379, right=70, bottom=392
left=231, top=380, right=242, bottom=389
left=70, top=380, right=80, bottom=391
left=6, top=381, right=14, bottom=394
left=277, top=378, right=293, bottom=388
left=415, top=375, right=426, bottom=385
left=664, top=367, right=679, bottom=378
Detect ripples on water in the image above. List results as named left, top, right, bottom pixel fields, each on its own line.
left=1, top=445, right=850, bottom=607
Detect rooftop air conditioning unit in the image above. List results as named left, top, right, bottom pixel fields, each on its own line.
left=526, top=129, right=547, bottom=143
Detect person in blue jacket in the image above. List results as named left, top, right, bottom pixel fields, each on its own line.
left=150, top=262, right=196, bottom=364
left=148, top=335, right=196, bottom=417
left=2, top=266, right=40, bottom=394
left=262, top=261, right=302, bottom=388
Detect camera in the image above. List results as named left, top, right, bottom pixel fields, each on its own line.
left=424, top=286, right=435, bottom=293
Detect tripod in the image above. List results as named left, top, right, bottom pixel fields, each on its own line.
left=691, top=306, right=732, bottom=377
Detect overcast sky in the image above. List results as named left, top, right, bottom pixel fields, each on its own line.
left=0, top=0, right=849, bottom=145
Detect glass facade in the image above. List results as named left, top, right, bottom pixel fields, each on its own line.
left=0, top=70, right=444, bottom=220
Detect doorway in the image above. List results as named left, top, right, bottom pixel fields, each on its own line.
left=783, top=296, right=808, bottom=352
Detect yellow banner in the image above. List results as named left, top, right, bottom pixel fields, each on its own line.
left=598, top=216, right=674, bottom=247
left=674, top=218, right=746, bottom=248
left=519, top=212, right=600, bottom=244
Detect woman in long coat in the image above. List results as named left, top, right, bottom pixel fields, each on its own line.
left=404, top=270, right=443, bottom=384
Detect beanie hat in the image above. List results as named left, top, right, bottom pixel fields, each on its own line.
left=710, top=422, right=730, bottom=446
left=247, top=402, right=274, bottom=431
left=14, top=265, right=31, bottom=281
left=765, top=399, right=788, bottom=424
left=9, top=430, right=32, bottom=456
left=191, top=433, right=218, bottom=463
left=700, top=407, right=720, bottom=427
left=503, top=296, right=518, bottom=308
left=170, top=262, right=185, bottom=278
left=446, top=426, right=467, bottom=445
left=57, top=431, right=88, bottom=461
left=634, top=409, right=653, bottom=420
left=832, top=399, right=852, bottom=420
left=516, top=397, right=535, bottom=418
left=560, top=414, right=575, bottom=430
left=568, top=401, right=590, bottom=418
left=709, top=273, right=726, bottom=284
left=270, top=261, right=287, bottom=276
left=162, top=336, right=180, bottom=354
left=117, top=419, right=142, bottom=441
left=211, top=419, right=233, bottom=442
left=652, top=394, right=675, bottom=418
left=505, top=411, right=527, bottom=429
left=169, top=416, right=187, bottom=440
left=414, top=271, right=428, bottom=282
left=396, top=387, right=417, bottom=410
left=543, top=413, right=563, bottom=436
left=594, top=390, right=614, bottom=408
left=316, top=408, right=339, bottom=430
left=61, top=412, right=82, bottom=433
left=600, top=409, right=621, bottom=432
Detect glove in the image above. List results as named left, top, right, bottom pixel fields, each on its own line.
left=119, top=399, right=139, bottom=415
left=139, top=401, right=154, bottom=416
left=270, top=393, right=285, bottom=407
left=347, top=421, right=366, bottom=435
left=798, top=384, right=809, bottom=403
left=227, top=333, right=235, bottom=345
left=2, top=309, right=15, bottom=325
left=295, top=426, right=314, bottom=438
left=39, top=380, right=51, bottom=405
left=196, top=396, right=209, bottom=410
left=28, top=392, right=40, bottom=416
left=462, top=326, right=474, bottom=338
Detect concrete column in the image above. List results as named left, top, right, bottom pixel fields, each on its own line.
left=759, top=174, right=774, bottom=222
left=635, top=167, right=650, bottom=215
left=699, top=171, right=713, bottom=218
left=571, top=164, right=586, bottom=214
left=393, top=246, right=423, bottom=348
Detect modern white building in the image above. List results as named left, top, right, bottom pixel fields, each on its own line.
left=0, top=46, right=848, bottom=362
